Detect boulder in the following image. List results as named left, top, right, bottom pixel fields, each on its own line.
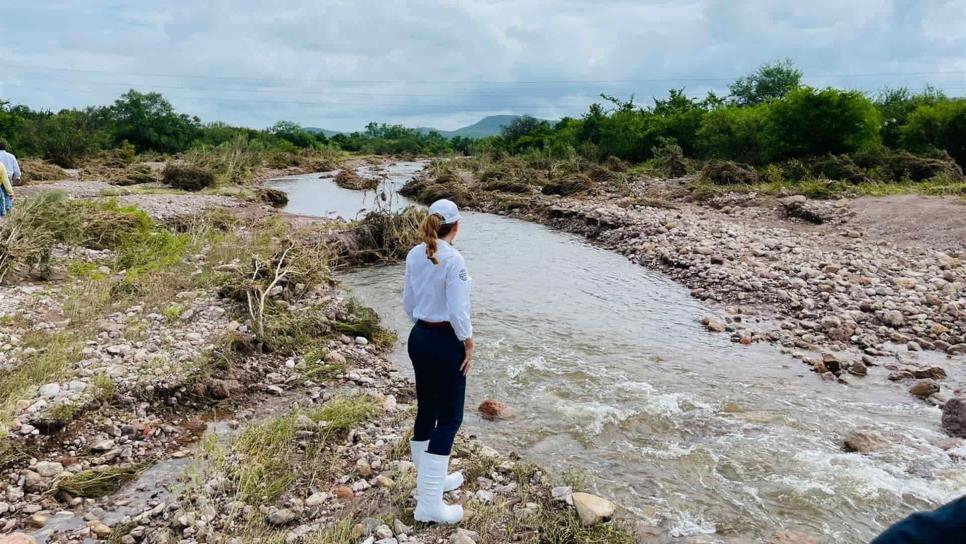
left=909, top=380, right=940, bottom=399
left=701, top=315, right=727, bottom=333
left=572, top=492, right=616, bottom=526
left=478, top=400, right=513, bottom=421
left=942, top=396, right=966, bottom=438
left=843, top=430, right=888, bottom=453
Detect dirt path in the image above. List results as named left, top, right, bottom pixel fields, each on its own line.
left=848, top=195, right=966, bottom=249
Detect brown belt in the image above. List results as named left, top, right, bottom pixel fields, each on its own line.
left=417, top=320, right=452, bottom=329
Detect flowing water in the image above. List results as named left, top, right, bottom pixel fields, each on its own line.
left=273, top=165, right=966, bottom=543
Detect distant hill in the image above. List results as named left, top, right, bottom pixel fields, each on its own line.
left=304, top=127, right=342, bottom=137
left=305, top=115, right=550, bottom=139
left=419, top=115, right=550, bottom=138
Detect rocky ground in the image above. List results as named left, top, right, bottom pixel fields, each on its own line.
left=403, top=162, right=966, bottom=434
left=0, top=168, right=632, bottom=544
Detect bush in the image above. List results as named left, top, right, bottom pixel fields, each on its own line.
left=163, top=164, right=215, bottom=191
left=901, top=99, right=966, bottom=168
left=763, top=87, right=881, bottom=161
left=697, top=105, right=769, bottom=164
left=700, top=160, right=759, bottom=185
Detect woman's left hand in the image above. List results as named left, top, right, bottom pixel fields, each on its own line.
left=460, top=337, right=475, bottom=376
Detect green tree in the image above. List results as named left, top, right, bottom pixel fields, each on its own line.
left=900, top=99, right=966, bottom=168
left=24, top=110, right=109, bottom=167
left=108, top=91, right=201, bottom=153
left=270, top=121, right=321, bottom=148
left=729, top=59, right=802, bottom=106
left=763, top=87, right=880, bottom=160
left=876, top=86, right=946, bottom=148
left=697, top=105, right=769, bottom=164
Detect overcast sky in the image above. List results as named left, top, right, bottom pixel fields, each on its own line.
left=1, top=1, right=964, bottom=132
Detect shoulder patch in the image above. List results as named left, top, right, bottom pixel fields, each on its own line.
left=458, top=269, right=468, bottom=281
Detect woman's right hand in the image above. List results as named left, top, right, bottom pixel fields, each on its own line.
left=460, top=337, right=475, bottom=376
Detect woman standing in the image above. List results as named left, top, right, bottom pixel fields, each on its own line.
left=403, top=199, right=474, bottom=524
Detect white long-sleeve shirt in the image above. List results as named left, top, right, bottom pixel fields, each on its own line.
left=0, top=151, right=20, bottom=183
left=403, top=239, right=473, bottom=341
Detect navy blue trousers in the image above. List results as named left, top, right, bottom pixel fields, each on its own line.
left=408, top=321, right=466, bottom=456
left=872, top=495, right=966, bottom=544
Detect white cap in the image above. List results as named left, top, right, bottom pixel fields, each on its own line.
left=428, top=199, right=462, bottom=224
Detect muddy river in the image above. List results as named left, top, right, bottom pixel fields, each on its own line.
left=272, top=163, right=965, bottom=543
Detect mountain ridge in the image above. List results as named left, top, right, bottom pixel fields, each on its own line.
left=306, top=114, right=549, bottom=139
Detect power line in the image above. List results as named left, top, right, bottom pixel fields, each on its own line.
left=2, top=61, right=963, bottom=86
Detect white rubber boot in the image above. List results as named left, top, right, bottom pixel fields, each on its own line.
left=413, top=452, right=464, bottom=524
left=410, top=440, right=464, bottom=491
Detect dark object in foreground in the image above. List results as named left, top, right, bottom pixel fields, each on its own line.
left=871, top=495, right=966, bottom=544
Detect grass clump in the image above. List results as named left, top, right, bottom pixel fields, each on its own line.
left=0, top=331, right=78, bottom=424
left=163, top=163, right=216, bottom=191
left=233, top=395, right=379, bottom=504
left=57, top=464, right=142, bottom=498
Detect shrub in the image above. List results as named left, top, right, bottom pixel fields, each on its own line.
left=901, top=99, right=966, bottom=168
left=700, top=160, right=759, bottom=185
left=763, top=87, right=881, bottom=161
left=697, top=105, right=769, bottom=164
left=163, top=163, right=215, bottom=191
left=651, top=138, right=688, bottom=177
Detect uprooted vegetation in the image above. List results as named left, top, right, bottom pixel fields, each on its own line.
left=334, top=168, right=379, bottom=190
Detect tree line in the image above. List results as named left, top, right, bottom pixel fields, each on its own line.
left=0, top=91, right=469, bottom=167
left=488, top=60, right=966, bottom=172
left=1, top=60, right=963, bottom=175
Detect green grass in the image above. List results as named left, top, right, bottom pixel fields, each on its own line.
left=57, top=464, right=143, bottom=498
left=0, top=331, right=79, bottom=424
left=233, top=395, right=380, bottom=504
left=162, top=304, right=185, bottom=323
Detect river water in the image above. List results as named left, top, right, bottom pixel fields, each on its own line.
left=272, top=164, right=966, bottom=543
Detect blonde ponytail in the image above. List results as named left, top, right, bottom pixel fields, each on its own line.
left=421, top=213, right=444, bottom=265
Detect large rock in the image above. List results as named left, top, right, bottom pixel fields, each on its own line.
left=572, top=492, right=616, bottom=526
left=942, top=396, right=966, bottom=438
left=478, top=400, right=513, bottom=421
left=909, top=380, right=940, bottom=399
left=843, top=430, right=888, bottom=453
left=34, top=461, right=64, bottom=478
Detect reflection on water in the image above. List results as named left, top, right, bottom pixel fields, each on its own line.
left=280, top=164, right=966, bottom=542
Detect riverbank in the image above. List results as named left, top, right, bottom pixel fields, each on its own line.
left=0, top=169, right=636, bottom=543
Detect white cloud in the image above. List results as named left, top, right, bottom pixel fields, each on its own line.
left=1, top=0, right=963, bottom=131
